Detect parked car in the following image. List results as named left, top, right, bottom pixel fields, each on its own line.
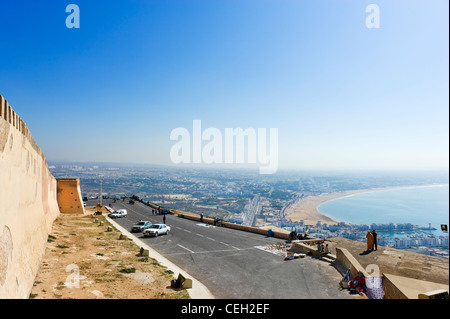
left=131, top=221, right=152, bottom=232
left=143, top=224, right=171, bottom=237
left=108, top=209, right=127, bottom=218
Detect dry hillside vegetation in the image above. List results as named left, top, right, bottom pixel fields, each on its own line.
left=30, top=209, right=189, bottom=299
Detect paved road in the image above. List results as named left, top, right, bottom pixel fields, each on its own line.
left=90, top=199, right=353, bottom=299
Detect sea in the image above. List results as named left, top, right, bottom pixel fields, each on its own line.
left=317, top=184, right=449, bottom=237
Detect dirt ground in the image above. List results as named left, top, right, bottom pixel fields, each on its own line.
left=30, top=207, right=190, bottom=299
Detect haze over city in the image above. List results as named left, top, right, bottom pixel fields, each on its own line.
left=0, top=0, right=448, bottom=172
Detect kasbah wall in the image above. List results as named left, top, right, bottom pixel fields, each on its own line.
left=0, top=94, right=61, bottom=298
left=57, top=179, right=85, bottom=214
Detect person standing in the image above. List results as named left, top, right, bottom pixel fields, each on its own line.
left=366, top=231, right=374, bottom=252
left=372, top=230, right=378, bottom=251
left=163, top=213, right=166, bottom=225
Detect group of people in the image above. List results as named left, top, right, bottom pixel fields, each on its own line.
left=317, top=241, right=329, bottom=253
left=365, top=229, right=378, bottom=252
left=199, top=214, right=221, bottom=226
left=288, top=231, right=309, bottom=241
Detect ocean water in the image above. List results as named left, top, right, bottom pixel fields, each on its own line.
left=317, top=184, right=449, bottom=230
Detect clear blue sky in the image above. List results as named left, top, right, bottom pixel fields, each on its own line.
left=0, top=0, right=448, bottom=171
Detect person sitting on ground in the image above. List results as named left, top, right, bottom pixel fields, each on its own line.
left=317, top=242, right=324, bottom=252
left=348, top=272, right=366, bottom=293
left=289, top=231, right=296, bottom=241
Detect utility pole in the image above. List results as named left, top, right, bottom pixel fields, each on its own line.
left=99, top=175, right=103, bottom=206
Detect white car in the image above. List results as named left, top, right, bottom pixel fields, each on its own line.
left=143, top=224, right=171, bottom=237
left=108, top=209, right=127, bottom=218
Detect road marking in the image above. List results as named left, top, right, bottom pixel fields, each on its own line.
left=196, top=234, right=204, bottom=237
left=177, top=244, right=195, bottom=254
left=206, top=237, right=216, bottom=241
left=166, top=247, right=254, bottom=256
left=215, top=226, right=283, bottom=244
left=230, top=245, right=240, bottom=250
left=197, top=223, right=213, bottom=228
left=183, top=229, right=192, bottom=233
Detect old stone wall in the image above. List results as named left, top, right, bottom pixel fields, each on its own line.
left=57, top=179, right=85, bottom=214
left=0, top=94, right=60, bottom=298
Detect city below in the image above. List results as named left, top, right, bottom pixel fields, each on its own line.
left=49, top=161, right=450, bottom=259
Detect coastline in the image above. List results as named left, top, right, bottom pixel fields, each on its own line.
left=284, top=184, right=449, bottom=226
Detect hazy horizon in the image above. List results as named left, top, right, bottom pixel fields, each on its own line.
left=1, top=0, right=448, bottom=172
left=47, top=159, right=450, bottom=178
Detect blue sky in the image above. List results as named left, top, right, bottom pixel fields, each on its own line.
left=0, top=0, right=448, bottom=171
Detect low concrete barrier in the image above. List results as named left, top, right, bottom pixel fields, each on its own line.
left=291, top=241, right=326, bottom=258
left=173, top=210, right=291, bottom=240
left=383, top=273, right=449, bottom=299
left=334, top=247, right=369, bottom=279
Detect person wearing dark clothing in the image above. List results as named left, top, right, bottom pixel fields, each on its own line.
left=289, top=231, right=296, bottom=241
left=163, top=214, right=166, bottom=224
left=372, top=230, right=378, bottom=251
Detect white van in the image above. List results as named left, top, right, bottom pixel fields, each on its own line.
left=108, top=209, right=127, bottom=218
left=117, top=209, right=127, bottom=217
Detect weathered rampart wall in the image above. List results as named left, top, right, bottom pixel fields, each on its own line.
left=0, top=94, right=60, bottom=298
left=57, top=179, right=85, bottom=214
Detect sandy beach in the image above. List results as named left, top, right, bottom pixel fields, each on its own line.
left=284, top=187, right=401, bottom=226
